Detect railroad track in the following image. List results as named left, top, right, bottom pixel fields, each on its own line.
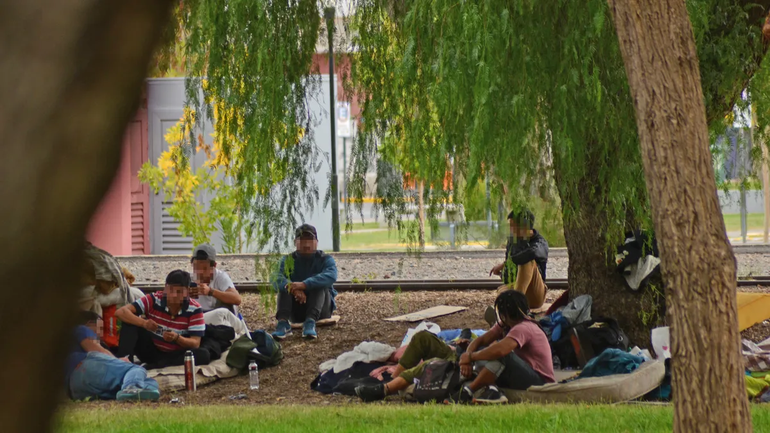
left=118, top=243, right=770, bottom=261
left=135, top=276, right=770, bottom=293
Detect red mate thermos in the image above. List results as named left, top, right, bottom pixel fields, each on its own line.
left=184, top=350, right=196, bottom=391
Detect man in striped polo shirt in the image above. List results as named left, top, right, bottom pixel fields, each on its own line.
left=116, top=270, right=210, bottom=368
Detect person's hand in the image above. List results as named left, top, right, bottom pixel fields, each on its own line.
left=459, top=352, right=473, bottom=378
left=143, top=319, right=159, bottom=333
left=189, top=285, right=199, bottom=298
left=489, top=263, right=504, bottom=276
left=456, top=338, right=471, bottom=349
left=288, top=282, right=307, bottom=293
left=460, top=363, right=473, bottom=378
left=163, top=331, right=179, bottom=342
left=294, top=291, right=307, bottom=304
left=198, top=283, right=211, bottom=296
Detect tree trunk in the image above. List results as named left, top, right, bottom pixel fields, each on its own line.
left=0, top=1, right=172, bottom=432
left=554, top=161, right=663, bottom=348
left=608, top=1, right=751, bottom=431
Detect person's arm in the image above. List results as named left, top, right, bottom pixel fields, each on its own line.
left=116, top=302, right=153, bottom=329
left=80, top=337, right=115, bottom=357
left=467, top=337, right=518, bottom=362
left=271, top=256, right=290, bottom=293
left=165, top=309, right=205, bottom=349
left=209, top=287, right=242, bottom=306
left=163, top=332, right=201, bottom=349
left=465, top=328, right=499, bottom=355
left=509, top=236, right=548, bottom=266
left=302, top=255, right=338, bottom=290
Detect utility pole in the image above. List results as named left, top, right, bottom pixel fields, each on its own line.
left=324, top=6, right=340, bottom=252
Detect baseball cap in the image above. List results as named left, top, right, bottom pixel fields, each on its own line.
left=295, top=224, right=318, bottom=239
left=165, top=269, right=197, bottom=288
left=192, top=243, right=217, bottom=262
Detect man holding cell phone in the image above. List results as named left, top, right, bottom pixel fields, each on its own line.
left=116, top=270, right=211, bottom=369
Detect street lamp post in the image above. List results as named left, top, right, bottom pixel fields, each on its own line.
left=324, top=5, right=341, bottom=252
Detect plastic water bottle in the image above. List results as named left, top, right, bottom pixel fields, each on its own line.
left=249, top=361, right=259, bottom=390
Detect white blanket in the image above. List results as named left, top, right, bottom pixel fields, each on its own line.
left=320, top=341, right=396, bottom=374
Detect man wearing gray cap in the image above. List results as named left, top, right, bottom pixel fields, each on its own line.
left=190, top=243, right=242, bottom=315
left=271, top=224, right=338, bottom=340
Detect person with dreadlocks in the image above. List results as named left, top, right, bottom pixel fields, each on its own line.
left=459, top=290, right=555, bottom=402
left=355, top=291, right=554, bottom=404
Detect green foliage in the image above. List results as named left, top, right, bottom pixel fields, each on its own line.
left=138, top=114, right=255, bottom=253
left=178, top=0, right=324, bottom=251
left=346, top=0, right=649, bottom=252
left=255, top=254, right=282, bottom=318
left=345, top=0, right=770, bottom=256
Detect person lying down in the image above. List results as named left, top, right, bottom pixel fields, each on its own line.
left=355, top=290, right=555, bottom=403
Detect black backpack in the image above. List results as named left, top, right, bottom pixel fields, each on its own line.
left=552, top=318, right=630, bottom=369
left=413, top=359, right=461, bottom=403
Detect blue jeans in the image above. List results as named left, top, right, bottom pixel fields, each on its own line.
left=69, top=352, right=159, bottom=400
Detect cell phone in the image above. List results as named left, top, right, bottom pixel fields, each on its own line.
left=153, top=325, right=168, bottom=337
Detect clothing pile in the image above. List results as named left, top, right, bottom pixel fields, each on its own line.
left=312, top=342, right=400, bottom=395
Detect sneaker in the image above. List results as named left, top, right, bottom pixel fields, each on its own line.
left=272, top=320, right=292, bottom=340
left=473, top=385, right=508, bottom=404
left=302, top=319, right=318, bottom=340
left=484, top=306, right=497, bottom=327
left=355, top=383, right=386, bottom=402
left=116, top=386, right=160, bottom=402
left=445, top=384, right=474, bottom=404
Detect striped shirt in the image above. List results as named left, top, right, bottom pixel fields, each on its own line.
left=131, top=292, right=205, bottom=352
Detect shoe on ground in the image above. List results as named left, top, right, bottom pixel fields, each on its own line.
left=445, top=384, right=474, bottom=404
left=116, top=386, right=160, bottom=402
left=473, top=385, right=508, bottom=404
left=355, top=383, right=386, bottom=402
left=302, top=319, right=318, bottom=340
left=484, top=306, right=497, bottom=327
left=272, top=320, right=293, bottom=340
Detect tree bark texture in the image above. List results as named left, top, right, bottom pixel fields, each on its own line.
left=608, top=1, right=751, bottom=432
left=0, top=1, right=172, bottom=432
left=553, top=153, right=664, bottom=349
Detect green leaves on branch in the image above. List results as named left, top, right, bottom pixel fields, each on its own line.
left=179, top=0, right=324, bottom=251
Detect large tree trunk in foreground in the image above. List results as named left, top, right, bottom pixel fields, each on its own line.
left=608, top=1, right=751, bottom=432
left=0, top=1, right=172, bottom=432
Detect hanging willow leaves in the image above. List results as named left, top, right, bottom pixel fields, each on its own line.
left=347, top=0, right=769, bottom=249
left=177, top=0, right=323, bottom=250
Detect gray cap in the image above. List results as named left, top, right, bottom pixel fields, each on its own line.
left=192, top=244, right=217, bottom=262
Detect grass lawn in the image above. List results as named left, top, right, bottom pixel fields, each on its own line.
left=723, top=213, right=767, bottom=233
left=57, top=404, right=770, bottom=433
left=340, top=224, right=495, bottom=251
left=337, top=214, right=767, bottom=252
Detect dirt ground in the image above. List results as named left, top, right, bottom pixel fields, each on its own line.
left=76, top=287, right=770, bottom=408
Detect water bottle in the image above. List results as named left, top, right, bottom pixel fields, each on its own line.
left=184, top=351, right=196, bottom=392
left=249, top=361, right=259, bottom=390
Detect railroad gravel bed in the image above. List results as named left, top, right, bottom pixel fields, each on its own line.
left=118, top=252, right=770, bottom=283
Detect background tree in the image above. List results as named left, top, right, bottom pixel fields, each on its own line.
left=0, top=1, right=173, bottom=432
left=345, top=0, right=770, bottom=345
left=176, top=0, right=325, bottom=251
left=609, top=0, right=752, bottom=430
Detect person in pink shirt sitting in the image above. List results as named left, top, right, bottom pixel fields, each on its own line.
left=356, top=290, right=554, bottom=404
left=458, top=289, right=555, bottom=402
